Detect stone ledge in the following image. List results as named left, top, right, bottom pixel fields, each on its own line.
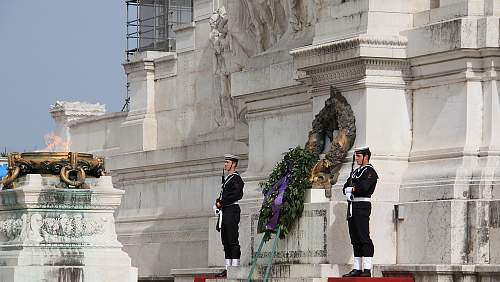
left=229, top=264, right=349, bottom=280
left=171, top=267, right=225, bottom=277
left=329, top=278, right=413, bottom=282
left=380, top=264, right=500, bottom=276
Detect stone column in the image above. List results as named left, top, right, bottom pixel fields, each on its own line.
left=122, top=51, right=168, bottom=153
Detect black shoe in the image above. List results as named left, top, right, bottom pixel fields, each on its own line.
left=342, top=269, right=362, bottom=277
left=359, top=269, right=371, bottom=277
left=215, top=269, right=227, bottom=278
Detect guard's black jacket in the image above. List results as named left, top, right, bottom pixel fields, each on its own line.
left=343, top=164, right=378, bottom=197
left=218, top=172, right=244, bottom=207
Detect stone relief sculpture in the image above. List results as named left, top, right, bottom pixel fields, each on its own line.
left=0, top=217, right=23, bottom=241
left=236, top=0, right=321, bottom=54
left=0, top=213, right=106, bottom=243
left=207, top=1, right=322, bottom=129
left=306, top=87, right=356, bottom=196
left=209, top=7, right=237, bottom=128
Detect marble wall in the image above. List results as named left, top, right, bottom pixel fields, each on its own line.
left=55, top=0, right=500, bottom=280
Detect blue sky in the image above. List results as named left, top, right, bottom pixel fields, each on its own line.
left=0, top=1, right=126, bottom=152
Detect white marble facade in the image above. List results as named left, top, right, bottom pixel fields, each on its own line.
left=57, top=0, right=500, bottom=280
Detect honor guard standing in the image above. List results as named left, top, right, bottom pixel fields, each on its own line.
left=214, top=154, right=244, bottom=277
left=342, top=146, right=378, bottom=277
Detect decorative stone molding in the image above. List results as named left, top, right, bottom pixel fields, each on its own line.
left=291, top=35, right=408, bottom=70
left=292, top=35, right=408, bottom=57
left=50, top=101, right=105, bottom=119
left=304, top=58, right=410, bottom=88
left=49, top=101, right=106, bottom=151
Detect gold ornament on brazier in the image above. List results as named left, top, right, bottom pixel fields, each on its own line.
left=1, top=152, right=105, bottom=189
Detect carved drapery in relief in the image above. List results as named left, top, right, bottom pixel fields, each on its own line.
left=234, top=0, right=322, bottom=55
left=207, top=1, right=323, bottom=128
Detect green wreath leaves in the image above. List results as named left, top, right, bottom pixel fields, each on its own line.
left=257, top=146, right=317, bottom=242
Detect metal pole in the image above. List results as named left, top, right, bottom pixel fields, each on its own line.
left=263, top=227, right=281, bottom=282
left=247, top=235, right=267, bottom=282
left=136, top=1, right=139, bottom=52
left=126, top=1, right=129, bottom=61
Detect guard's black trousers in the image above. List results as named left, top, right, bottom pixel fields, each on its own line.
left=348, top=201, right=374, bottom=257
left=221, top=204, right=241, bottom=259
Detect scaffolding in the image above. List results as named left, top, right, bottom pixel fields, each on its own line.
left=126, top=0, right=193, bottom=59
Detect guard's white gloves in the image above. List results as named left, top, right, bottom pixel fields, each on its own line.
left=213, top=205, right=220, bottom=215
left=345, top=192, right=354, bottom=201
left=344, top=186, right=354, bottom=194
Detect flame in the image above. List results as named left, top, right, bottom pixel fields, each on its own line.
left=43, top=132, right=71, bottom=152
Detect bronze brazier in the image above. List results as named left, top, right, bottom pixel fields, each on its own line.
left=1, top=152, right=105, bottom=188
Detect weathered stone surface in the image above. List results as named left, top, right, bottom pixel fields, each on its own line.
left=54, top=0, right=500, bottom=281
left=0, top=175, right=137, bottom=282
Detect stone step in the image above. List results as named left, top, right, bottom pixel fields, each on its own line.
left=172, top=267, right=225, bottom=282
left=204, top=277, right=413, bottom=282
left=328, top=278, right=414, bottom=282
left=228, top=264, right=350, bottom=280
left=206, top=278, right=328, bottom=282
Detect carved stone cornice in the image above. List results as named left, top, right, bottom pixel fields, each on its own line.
left=292, top=35, right=407, bottom=56
left=291, top=35, right=408, bottom=71
left=305, top=58, right=410, bottom=88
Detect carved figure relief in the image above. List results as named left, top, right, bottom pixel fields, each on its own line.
left=39, top=213, right=104, bottom=240
left=236, top=0, right=321, bottom=54
left=306, top=87, right=356, bottom=196
left=0, top=217, right=23, bottom=241
left=209, top=7, right=237, bottom=128
left=0, top=213, right=106, bottom=243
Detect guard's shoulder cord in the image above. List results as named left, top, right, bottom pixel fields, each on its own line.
left=352, top=164, right=374, bottom=179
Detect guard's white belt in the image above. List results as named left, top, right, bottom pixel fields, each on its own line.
left=352, top=197, right=371, bottom=202
left=225, top=201, right=240, bottom=206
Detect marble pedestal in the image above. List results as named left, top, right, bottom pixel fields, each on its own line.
left=0, top=174, right=137, bottom=282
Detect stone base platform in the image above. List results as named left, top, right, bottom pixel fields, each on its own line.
left=231, top=264, right=349, bottom=280
left=380, top=264, right=500, bottom=282
left=172, top=267, right=225, bottom=282
left=173, top=264, right=353, bottom=282
left=0, top=265, right=137, bottom=282
left=328, top=278, right=414, bottom=282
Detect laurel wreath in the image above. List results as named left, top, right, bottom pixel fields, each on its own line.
left=257, top=146, right=316, bottom=242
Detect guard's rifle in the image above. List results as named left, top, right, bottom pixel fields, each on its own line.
left=348, top=153, right=355, bottom=187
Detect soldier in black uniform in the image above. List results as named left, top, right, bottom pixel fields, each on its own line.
left=214, top=154, right=244, bottom=277
left=342, top=146, right=378, bottom=277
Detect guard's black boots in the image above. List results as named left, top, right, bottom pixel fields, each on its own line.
left=215, top=269, right=227, bottom=278
left=359, top=269, right=372, bottom=277
left=342, top=269, right=362, bottom=277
